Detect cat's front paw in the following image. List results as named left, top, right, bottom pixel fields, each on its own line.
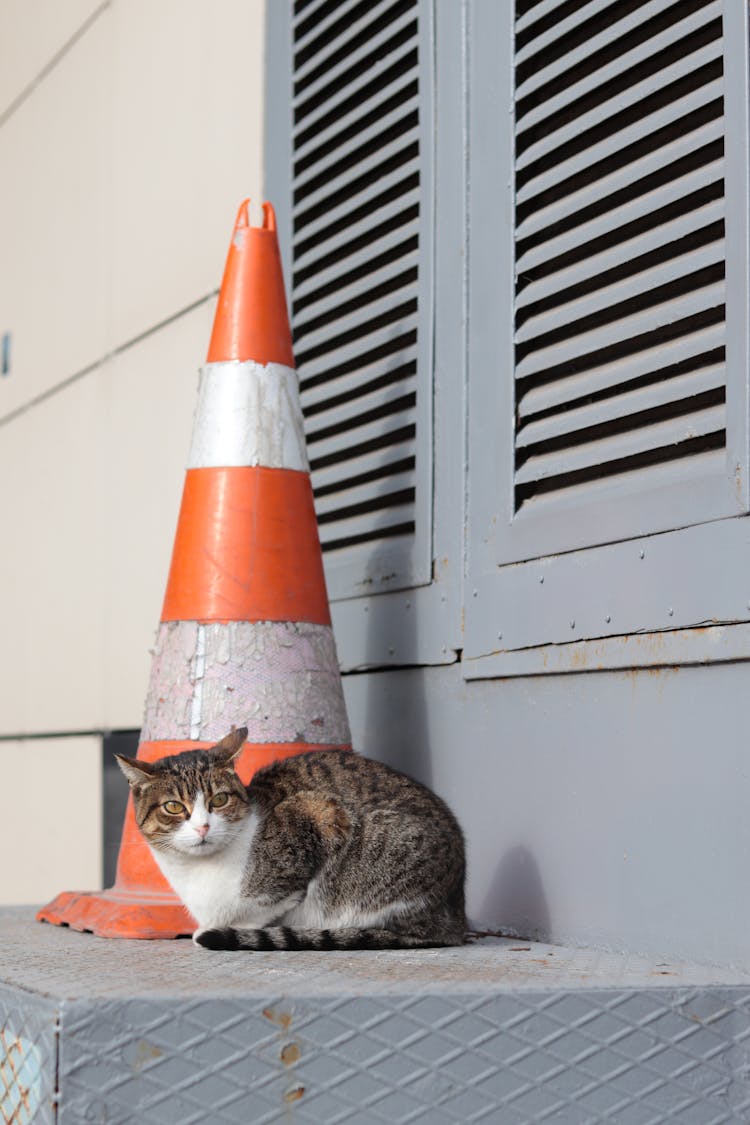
left=193, top=926, right=239, bottom=951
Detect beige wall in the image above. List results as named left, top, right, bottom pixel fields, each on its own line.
left=0, top=0, right=265, bottom=900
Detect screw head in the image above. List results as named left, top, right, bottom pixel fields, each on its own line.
left=605, top=614, right=611, bottom=623
left=639, top=549, right=645, bottom=559
left=570, top=620, right=576, bottom=629
left=667, top=607, right=674, bottom=616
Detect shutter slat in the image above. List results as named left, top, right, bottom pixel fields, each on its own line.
left=294, top=127, right=420, bottom=218
left=305, top=378, right=417, bottom=439
left=294, top=247, right=419, bottom=332
left=293, top=6, right=416, bottom=113
left=312, top=437, right=415, bottom=493
left=294, top=223, right=418, bottom=305
left=516, top=153, right=723, bottom=271
left=516, top=0, right=688, bottom=100
left=517, top=124, right=719, bottom=256
left=296, top=313, right=418, bottom=383
left=307, top=404, right=418, bottom=464
left=517, top=200, right=723, bottom=310
left=294, top=154, right=420, bottom=235
left=519, top=0, right=643, bottom=69
left=515, top=404, right=726, bottom=486
left=520, top=447, right=726, bottom=515
left=517, top=39, right=723, bottom=172
left=516, top=364, right=725, bottom=450
left=317, top=504, right=415, bottom=550
left=517, top=2, right=722, bottom=132
left=294, top=0, right=399, bottom=82
left=315, top=469, right=416, bottom=518
left=515, top=0, right=578, bottom=37
left=292, top=40, right=417, bottom=139
left=516, top=281, right=725, bottom=381
left=294, top=186, right=420, bottom=275
left=294, top=96, right=419, bottom=195
left=295, top=289, right=417, bottom=359
left=301, top=347, right=417, bottom=411
left=292, top=79, right=420, bottom=167
left=516, top=240, right=725, bottom=344
left=516, top=77, right=723, bottom=206
left=517, top=323, right=724, bottom=419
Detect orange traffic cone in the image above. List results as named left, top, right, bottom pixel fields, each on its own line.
left=38, top=201, right=351, bottom=938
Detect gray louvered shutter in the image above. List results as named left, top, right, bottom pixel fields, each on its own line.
left=290, top=0, right=431, bottom=597
left=496, top=0, right=748, bottom=564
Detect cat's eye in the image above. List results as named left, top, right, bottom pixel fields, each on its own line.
left=210, top=793, right=230, bottom=810
left=163, top=800, right=185, bottom=815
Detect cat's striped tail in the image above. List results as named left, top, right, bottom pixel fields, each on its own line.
left=194, top=925, right=464, bottom=951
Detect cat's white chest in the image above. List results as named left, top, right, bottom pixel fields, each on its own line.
left=152, top=812, right=259, bottom=929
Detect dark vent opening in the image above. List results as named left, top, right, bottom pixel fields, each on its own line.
left=522, top=347, right=725, bottom=422
left=516, top=0, right=656, bottom=87
left=295, top=298, right=417, bottom=366
left=295, top=235, right=418, bottom=312
left=295, top=79, right=418, bottom=177
left=295, top=0, right=414, bottom=78
left=314, top=454, right=416, bottom=497
left=516, top=0, right=617, bottom=53
left=516, top=262, right=725, bottom=363
left=310, top=423, right=416, bottom=472
left=295, top=0, right=339, bottom=37
left=294, top=110, right=418, bottom=205
left=294, top=20, right=417, bottom=109
left=295, top=266, right=418, bottom=341
left=516, top=17, right=722, bottom=155
left=322, top=521, right=414, bottom=554
left=304, top=362, right=416, bottom=419
left=516, top=0, right=712, bottom=110
left=516, top=386, right=725, bottom=467
left=517, top=177, right=724, bottom=282
left=317, top=486, right=416, bottom=526
left=307, top=392, right=416, bottom=446
left=515, top=430, right=725, bottom=508
left=516, top=218, right=725, bottom=327
left=299, top=330, right=418, bottom=393
left=295, top=162, right=419, bottom=236
left=295, top=49, right=418, bottom=139
left=517, top=58, right=722, bottom=186
left=517, top=304, right=725, bottom=392
left=294, top=200, right=419, bottom=280
left=516, top=99, right=723, bottom=226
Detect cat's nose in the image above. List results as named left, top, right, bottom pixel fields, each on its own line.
left=193, top=824, right=210, bottom=839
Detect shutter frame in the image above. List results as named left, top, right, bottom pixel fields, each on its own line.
left=267, top=0, right=435, bottom=601
left=465, top=0, right=750, bottom=666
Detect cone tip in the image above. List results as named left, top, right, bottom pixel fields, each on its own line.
left=232, top=199, right=277, bottom=234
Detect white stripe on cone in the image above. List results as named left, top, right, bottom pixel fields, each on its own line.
left=142, top=621, right=351, bottom=745
left=187, top=361, right=309, bottom=472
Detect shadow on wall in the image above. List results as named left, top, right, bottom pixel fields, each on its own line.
left=479, top=845, right=552, bottom=942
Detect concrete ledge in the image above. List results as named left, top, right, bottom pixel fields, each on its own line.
left=1, top=907, right=750, bottom=1123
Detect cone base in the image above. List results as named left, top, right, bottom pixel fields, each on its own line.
left=37, top=888, right=194, bottom=940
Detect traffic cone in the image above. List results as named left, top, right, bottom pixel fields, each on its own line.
left=37, top=200, right=351, bottom=938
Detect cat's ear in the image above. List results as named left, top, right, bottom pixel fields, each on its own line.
left=115, top=754, right=157, bottom=787
left=210, top=726, right=248, bottom=768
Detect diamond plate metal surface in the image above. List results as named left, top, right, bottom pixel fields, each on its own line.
left=0, top=985, right=58, bottom=1125
left=3, top=910, right=750, bottom=1123
left=55, top=989, right=750, bottom=1124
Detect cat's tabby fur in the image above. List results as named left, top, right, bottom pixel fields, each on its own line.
left=116, top=728, right=466, bottom=951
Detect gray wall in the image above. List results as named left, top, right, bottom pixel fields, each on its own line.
left=344, top=659, right=750, bottom=970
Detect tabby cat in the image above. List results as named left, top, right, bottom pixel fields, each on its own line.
left=116, top=728, right=466, bottom=950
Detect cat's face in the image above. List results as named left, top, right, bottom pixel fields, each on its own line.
left=116, top=728, right=250, bottom=859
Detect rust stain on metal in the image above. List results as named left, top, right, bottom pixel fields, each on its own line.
left=0, top=1029, right=30, bottom=1124
left=132, top=1039, right=162, bottom=1071
left=284, top=1086, right=305, bottom=1103
left=280, top=1043, right=301, bottom=1066
left=262, top=1006, right=293, bottom=1031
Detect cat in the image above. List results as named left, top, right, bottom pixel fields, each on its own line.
left=116, top=727, right=466, bottom=951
